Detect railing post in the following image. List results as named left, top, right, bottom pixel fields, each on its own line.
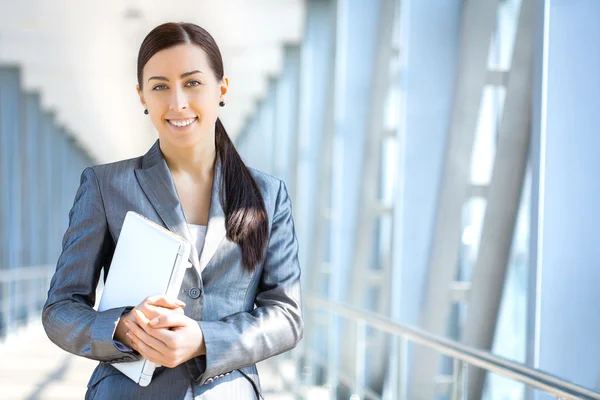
left=27, top=276, right=36, bottom=324
left=327, top=311, right=340, bottom=398
left=0, top=280, right=7, bottom=340
left=398, top=336, right=408, bottom=400
left=352, top=319, right=367, bottom=399
left=452, top=358, right=468, bottom=400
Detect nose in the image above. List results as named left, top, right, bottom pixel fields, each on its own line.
left=169, top=87, right=188, bottom=111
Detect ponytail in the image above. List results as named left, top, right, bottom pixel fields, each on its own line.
left=215, top=118, right=269, bottom=272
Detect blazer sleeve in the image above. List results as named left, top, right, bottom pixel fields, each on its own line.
left=42, top=167, right=138, bottom=363
left=188, top=180, right=303, bottom=384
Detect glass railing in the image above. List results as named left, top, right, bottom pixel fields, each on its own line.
left=278, top=296, right=600, bottom=400
left=0, top=265, right=55, bottom=341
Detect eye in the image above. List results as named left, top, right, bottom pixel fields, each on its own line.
left=186, top=80, right=201, bottom=87
left=152, top=84, right=167, bottom=91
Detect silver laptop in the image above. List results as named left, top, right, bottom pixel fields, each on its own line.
left=98, top=211, right=192, bottom=387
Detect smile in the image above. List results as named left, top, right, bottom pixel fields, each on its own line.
left=167, top=117, right=197, bottom=127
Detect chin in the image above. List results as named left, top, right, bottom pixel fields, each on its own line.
left=160, top=130, right=206, bottom=149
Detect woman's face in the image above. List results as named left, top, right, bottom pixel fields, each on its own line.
left=137, top=43, right=228, bottom=148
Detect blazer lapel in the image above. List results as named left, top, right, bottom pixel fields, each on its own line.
left=198, top=157, right=227, bottom=273
left=134, top=140, right=227, bottom=275
left=134, top=141, right=201, bottom=272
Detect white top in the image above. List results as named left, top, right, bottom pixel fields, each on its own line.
left=184, top=223, right=207, bottom=400
left=187, top=223, right=208, bottom=256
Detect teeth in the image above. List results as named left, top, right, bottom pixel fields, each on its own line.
left=169, top=118, right=196, bottom=127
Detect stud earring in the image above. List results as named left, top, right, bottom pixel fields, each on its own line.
left=144, top=109, right=148, bottom=115
left=219, top=100, right=225, bottom=107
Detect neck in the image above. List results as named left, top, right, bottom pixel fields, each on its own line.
left=160, top=136, right=216, bottom=179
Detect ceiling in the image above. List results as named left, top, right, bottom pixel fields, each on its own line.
left=0, top=0, right=305, bottom=162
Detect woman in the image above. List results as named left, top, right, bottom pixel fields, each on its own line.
left=42, top=22, right=303, bottom=400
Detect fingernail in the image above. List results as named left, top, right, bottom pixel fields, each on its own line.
left=177, top=301, right=186, bottom=307
left=126, top=331, right=131, bottom=337
left=124, top=320, right=130, bottom=326
left=149, top=318, right=159, bottom=326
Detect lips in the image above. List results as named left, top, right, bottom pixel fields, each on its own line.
left=167, top=117, right=198, bottom=127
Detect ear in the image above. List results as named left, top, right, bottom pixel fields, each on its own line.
left=220, top=77, right=229, bottom=98
left=136, top=84, right=145, bottom=107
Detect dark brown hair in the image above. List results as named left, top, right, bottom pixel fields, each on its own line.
left=137, top=22, right=269, bottom=272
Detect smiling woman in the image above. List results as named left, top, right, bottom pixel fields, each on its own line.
left=42, top=22, right=303, bottom=400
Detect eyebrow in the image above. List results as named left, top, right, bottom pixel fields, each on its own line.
left=148, top=70, right=203, bottom=82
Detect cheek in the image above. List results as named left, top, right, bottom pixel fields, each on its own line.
left=194, top=86, right=221, bottom=108
left=144, top=93, right=167, bottom=111
left=194, top=90, right=217, bottom=106
left=192, top=97, right=219, bottom=117
left=150, top=114, right=166, bottom=128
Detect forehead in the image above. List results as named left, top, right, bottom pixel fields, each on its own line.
left=143, top=43, right=213, bottom=78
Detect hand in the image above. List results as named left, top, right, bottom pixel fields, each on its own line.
left=124, top=308, right=206, bottom=368
left=114, top=295, right=186, bottom=349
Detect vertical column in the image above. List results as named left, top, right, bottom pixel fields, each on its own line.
left=19, top=92, right=42, bottom=324
left=329, top=0, right=382, bottom=302
left=247, top=104, right=262, bottom=169
left=295, top=0, right=337, bottom=390
left=40, top=112, right=56, bottom=265
left=49, top=125, right=62, bottom=262
left=295, top=0, right=336, bottom=289
left=261, top=79, right=277, bottom=176
left=65, top=134, right=79, bottom=236
left=242, top=111, right=259, bottom=167
left=59, top=132, right=72, bottom=238
left=529, top=0, right=600, bottom=397
left=328, top=0, right=385, bottom=396
left=0, top=67, right=24, bottom=271
left=21, top=93, right=42, bottom=268
left=388, top=0, right=461, bottom=395
left=273, top=45, right=301, bottom=197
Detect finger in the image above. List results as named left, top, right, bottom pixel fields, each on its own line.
left=148, top=312, right=189, bottom=330
left=143, top=303, right=186, bottom=319
left=125, top=318, right=169, bottom=351
left=133, top=310, right=177, bottom=344
left=119, top=319, right=142, bottom=347
left=144, top=295, right=186, bottom=309
left=122, top=309, right=140, bottom=322
left=126, top=330, right=166, bottom=365
left=133, top=308, right=154, bottom=328
left=134, top=304, right=163, bottom=322
left=173, top=306, right=185, bottom=315
left=138, top=308, right=183, bottom=328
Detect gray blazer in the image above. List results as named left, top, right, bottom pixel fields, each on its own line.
left=42, top=140, right=303, bottom=399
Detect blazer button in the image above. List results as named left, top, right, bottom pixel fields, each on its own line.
left=188, top=287, right=201, bottom=299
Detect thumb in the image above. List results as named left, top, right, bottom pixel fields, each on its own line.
left=146, top=295, right=186, bottom=309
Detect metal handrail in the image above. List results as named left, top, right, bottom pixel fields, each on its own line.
left=306, top=296, right=600, bottom=399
